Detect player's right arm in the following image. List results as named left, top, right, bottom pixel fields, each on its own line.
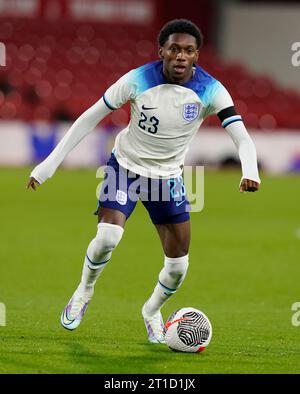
left=27, top=70, right=136, bottom=190
left=26, top=98, right=112, bottom=190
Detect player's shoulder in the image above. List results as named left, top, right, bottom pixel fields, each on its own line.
left=126, top=60, right=165, bottom=94
left=186, top=64, right=226, bottom=106
left=131, top=60, right=164, bottom=85
left=188, top=64, right=222, bottom=90
left=131, top=60, right=163, bottom=78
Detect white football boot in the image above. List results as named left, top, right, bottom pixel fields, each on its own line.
left=142, top=302, right=165, bottom=344
left=61, top=287, right=93, bottom=331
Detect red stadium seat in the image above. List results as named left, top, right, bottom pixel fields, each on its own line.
left=0, top=17, right=300, bottom=129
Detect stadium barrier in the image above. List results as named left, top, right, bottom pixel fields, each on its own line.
left=0, top=122, right=300, bottom=174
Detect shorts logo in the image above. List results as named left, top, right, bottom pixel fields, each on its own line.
left=116, top=190, right=127, bottom=205
left=183, top=103, right=199, bottom=122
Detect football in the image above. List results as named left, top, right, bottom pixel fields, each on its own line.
left=164, top=307, right=212, bottom=353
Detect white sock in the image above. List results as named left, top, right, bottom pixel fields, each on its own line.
left=77, top=256, right=109, bottom=295
left=77, top=223, right=124, bottom=294
left=144, top=254, right=189, bottom=316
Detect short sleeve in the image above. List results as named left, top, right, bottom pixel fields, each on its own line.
left=103, top=70, right=136, bottom=110
left=210, top=83, right=234, bottom=114
left=204, top=82, right=234, bottom=118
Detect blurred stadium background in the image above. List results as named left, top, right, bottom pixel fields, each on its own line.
left=1, top=0, right=300, bottom=374
left=1, top=0, right=300, bottom=172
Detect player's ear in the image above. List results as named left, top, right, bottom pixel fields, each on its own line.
left=194, top=49, right=199, bottom=63
left=158, top=47, right=164, bottom=59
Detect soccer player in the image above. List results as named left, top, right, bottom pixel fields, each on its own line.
left=27, top=19, right=260, bottom=343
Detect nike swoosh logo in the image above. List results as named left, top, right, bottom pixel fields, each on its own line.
left=142, top=105, right=158, bottom=110
left=165, top=317, right=190, bottom=329
left=62, top=310, right=75, bottom=325
left=175, top=200, right=185, bottom=207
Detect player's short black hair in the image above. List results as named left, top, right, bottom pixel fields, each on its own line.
left=158, top=19, right=203, bottom=49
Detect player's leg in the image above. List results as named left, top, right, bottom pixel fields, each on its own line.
left=145, top=220, right=190, bottom=312
left=142, top=220, right=190, bottom=343
left=61, top=152, right=137, bottom=330
left=61, top=208, right=126, bottom=331
left=154, top=220, right=190, bottom=258
left=77, top=207, right=126, bottom=294
left=75, top=207, right=125, bottom=297
left=141, top=175, right=190, bottom=343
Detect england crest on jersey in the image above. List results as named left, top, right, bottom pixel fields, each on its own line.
left=183, top=103, right=199, bottom=122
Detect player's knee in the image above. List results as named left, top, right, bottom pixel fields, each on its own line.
left=164, top=243, right=189, bottom=259
left=163, top=254, right=189, bottom=287
left=93, top=222, right=124, bottom=255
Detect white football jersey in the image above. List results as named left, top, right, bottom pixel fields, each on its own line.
left=103, top=60, right=233, bottom=178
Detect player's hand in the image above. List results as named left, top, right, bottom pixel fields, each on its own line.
left=26, top=177, right=40, bottom=191
left=239, top=178, right=260, bottom=193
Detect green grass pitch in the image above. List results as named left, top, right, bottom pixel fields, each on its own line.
left=0, top=166, right=299, bottom=374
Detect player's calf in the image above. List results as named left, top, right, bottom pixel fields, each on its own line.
left=142, top=255, right=189, bottom=343
left=77, top=222, right=124, bottom=294
left=61, top=222, right=124, bottom=330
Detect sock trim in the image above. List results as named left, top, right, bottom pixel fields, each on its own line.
left=86, top=254, right=110, bottom=267
left=158, top=280, right=177, bottom=293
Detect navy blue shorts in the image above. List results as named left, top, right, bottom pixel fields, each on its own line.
left=95, top=153, right=190, bottom=225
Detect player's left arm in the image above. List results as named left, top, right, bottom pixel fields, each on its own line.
left=211, top=84, right=261, bottom=193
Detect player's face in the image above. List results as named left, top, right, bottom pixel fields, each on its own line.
left=159, top=33, right=199, bottom=84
